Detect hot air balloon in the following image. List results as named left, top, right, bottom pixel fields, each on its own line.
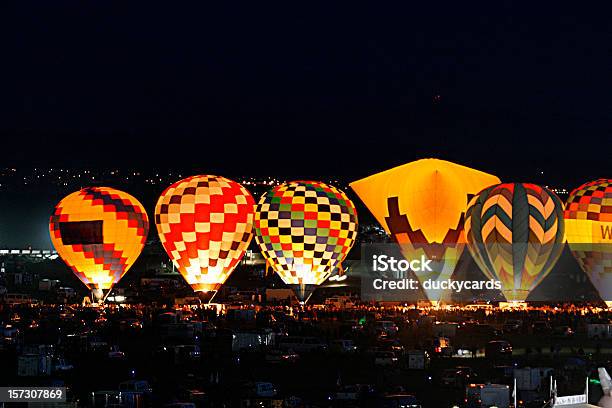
left=49, top=187, right=149, bottom=302
left=350, top=158, right=500, bottom=304
left=155, top=175, right=255, bottom=299
left=254, top=181, right=358, bottom=303
left=564, top=179, right=612, bottom=307
left=465, top=183, right=565, bottom=302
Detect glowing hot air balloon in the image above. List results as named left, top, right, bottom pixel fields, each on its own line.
left=465, top=183, right=565, bottom=302
left=49, top=187, right=149, bottom=302
left=350, top=158, right=500, bottom=304
left=565, top=179, right=612, bottom=307
left=254, top=181, right=358, bottom=303
left=155, top=175, right=255, bottom=298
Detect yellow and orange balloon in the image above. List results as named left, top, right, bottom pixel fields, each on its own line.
left=155, top=175, right=255, bottom=295
left=350, top=158, right=501, bottom=303
left=49, top=187, right=149, bottom=300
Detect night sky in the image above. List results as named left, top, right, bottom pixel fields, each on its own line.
left=0, top=2, right=610, bottom=246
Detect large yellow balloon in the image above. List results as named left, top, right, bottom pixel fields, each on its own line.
left=49, top=187, right=149, bottom=299
left=565, top=179, right=612, bottom=306
left=350, top=158, right=500, bottom=303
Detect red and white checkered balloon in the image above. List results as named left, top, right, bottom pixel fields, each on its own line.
left=155, top=175, right=255, bottom=293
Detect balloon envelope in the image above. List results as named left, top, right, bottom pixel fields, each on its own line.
left=350, top=158, right=500, bottom=303
left=49, top=187, right=149, bottom=293
left=564, top=179, right=612, bottom=304
left=254, top=181, right=358, bottom=301
left=465, top=183, right=565, bottom=302
left=155, top=175, right=255, bottom=293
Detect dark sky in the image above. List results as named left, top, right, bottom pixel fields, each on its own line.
left=1, top=2, right=610, bottom=185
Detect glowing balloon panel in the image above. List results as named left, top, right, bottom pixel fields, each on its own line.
left=49, top=187, right=149, bottom=290
left=155, top=175, right=255, bottom=292
left=254, top=181, right=358, bottom=286
left=465, top=183, right=565, bottom=302
left=349, top=159, right=501, bottom=242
